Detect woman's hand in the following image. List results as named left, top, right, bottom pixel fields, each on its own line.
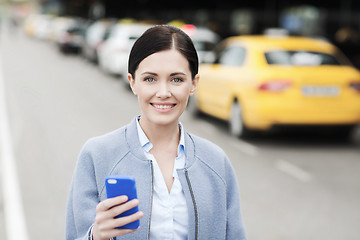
left=92, top=195, right=144, bottom=240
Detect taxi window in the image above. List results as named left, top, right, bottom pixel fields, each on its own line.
left=265, top=50, right=342, bottom=66
left=193, top=41, right=217, bottom=51
left=219, top=46, right=246, bottom=66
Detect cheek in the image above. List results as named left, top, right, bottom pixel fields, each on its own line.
left=135, top=87, right=153, bottom=103
left=136, top=92, right=148, bottom=103
left=173, top=87, right=192, bottom=102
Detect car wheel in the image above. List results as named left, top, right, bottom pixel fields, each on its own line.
left=332, top=125, right=357, bottom=141
left=229, top=101, right=250, bottom=138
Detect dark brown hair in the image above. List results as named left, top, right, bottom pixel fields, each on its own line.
left=128, top=25, right=199, bottom=79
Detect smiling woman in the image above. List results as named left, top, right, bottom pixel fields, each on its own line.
left=128, top=49, right=198, bottom=128
left=66, top=25, right=247, bottom=240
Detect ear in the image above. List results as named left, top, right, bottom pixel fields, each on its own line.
left=189, top=74, right=199, bottom=96
left=128, top=73, right=137, bottom=95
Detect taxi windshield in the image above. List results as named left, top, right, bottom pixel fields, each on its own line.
left=265, top=50, right=344, bottom=66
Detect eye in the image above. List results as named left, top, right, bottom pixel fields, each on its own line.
left=144, top=77, right=155, bottom=82
left=172, top=77, right=183, bottom=83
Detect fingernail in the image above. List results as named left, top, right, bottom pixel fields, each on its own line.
left=120, top=195, right=128, bottom=201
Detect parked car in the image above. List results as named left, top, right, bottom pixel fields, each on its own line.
left=97, top=22, right=152, bottom=82
left=180, top=24, right=220, bottom=63
left=55, top=17, right=87, bottom=54
left=81, top=18, right=117, bottom=63
left=31, top=14, right=54, bottom=40
left=23, top=14, right=41, bottom=37
left=189, top=35, right=360, bottom=138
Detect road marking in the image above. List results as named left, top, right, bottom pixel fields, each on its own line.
left=275, top=159, right=312, bottom=182
left=0, top=53, right=29, bottom=240
left=229, top=139, right=259, bottom=156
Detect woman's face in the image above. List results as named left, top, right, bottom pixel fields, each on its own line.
left=129, top=49, right=199, bottom=127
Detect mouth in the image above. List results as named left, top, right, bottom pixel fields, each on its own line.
left=151, top=103, right=176, bottom=111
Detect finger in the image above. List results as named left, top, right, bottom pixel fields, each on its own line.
left=109, top=199, right=140, bottom=218
left=97, top=195, right=128, bottom=212
left=111, top=211, right=144, bottom=230
left=98, top=210, right=143, bottom=231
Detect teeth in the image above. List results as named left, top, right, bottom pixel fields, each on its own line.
left=153, top=104, right=173, bottom=109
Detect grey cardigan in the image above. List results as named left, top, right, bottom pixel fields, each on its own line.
left=66, top=117, right=247, bottom=240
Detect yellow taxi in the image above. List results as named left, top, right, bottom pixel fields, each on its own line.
left=189, top=35, right=360, bottom=137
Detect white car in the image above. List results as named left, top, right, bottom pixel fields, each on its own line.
left=32, top=14, right=54, bottom=40
left=82, top=19, right=116, bottom=63
left=180, top=24, right=221, bottom=63
left=97, top=23, right=152, bottom=83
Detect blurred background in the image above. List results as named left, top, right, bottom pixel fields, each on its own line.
left=3, top=0, right=360, bottom=66
left=0, top=0, right=360, bottom=240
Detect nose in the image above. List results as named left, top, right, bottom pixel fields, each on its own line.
left=156, top=81, right=171, bottom=98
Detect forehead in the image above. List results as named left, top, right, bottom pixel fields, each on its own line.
left=136, top=49, right=191, bottom=74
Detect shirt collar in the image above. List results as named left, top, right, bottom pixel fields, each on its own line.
left=136, top=116, right=186, bottom=156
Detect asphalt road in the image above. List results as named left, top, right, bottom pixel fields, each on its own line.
left=0, top=26, right=360, bottom=240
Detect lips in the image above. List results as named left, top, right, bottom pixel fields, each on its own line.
left=150, top=103, right=176, bottom=111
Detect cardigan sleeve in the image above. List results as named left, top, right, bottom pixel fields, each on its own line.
left=66, top=140, right=100, bottom=240
left=224, top=156, right=247, bottom=240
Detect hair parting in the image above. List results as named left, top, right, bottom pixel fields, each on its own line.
left=128, top=25, right=199, bottom=79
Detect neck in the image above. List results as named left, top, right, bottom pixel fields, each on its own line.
left=139, top=118, right=180, bottom=146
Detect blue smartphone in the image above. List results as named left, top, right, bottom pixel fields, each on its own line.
left=105, top=175, right=140, bottom=229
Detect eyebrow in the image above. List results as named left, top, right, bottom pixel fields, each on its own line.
left=140, top=71, right=186, bottom=76
left=170, top=72, right=186, bottom=76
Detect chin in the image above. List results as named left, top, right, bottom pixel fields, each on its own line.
left=148, top=113, right=181, bottom=126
